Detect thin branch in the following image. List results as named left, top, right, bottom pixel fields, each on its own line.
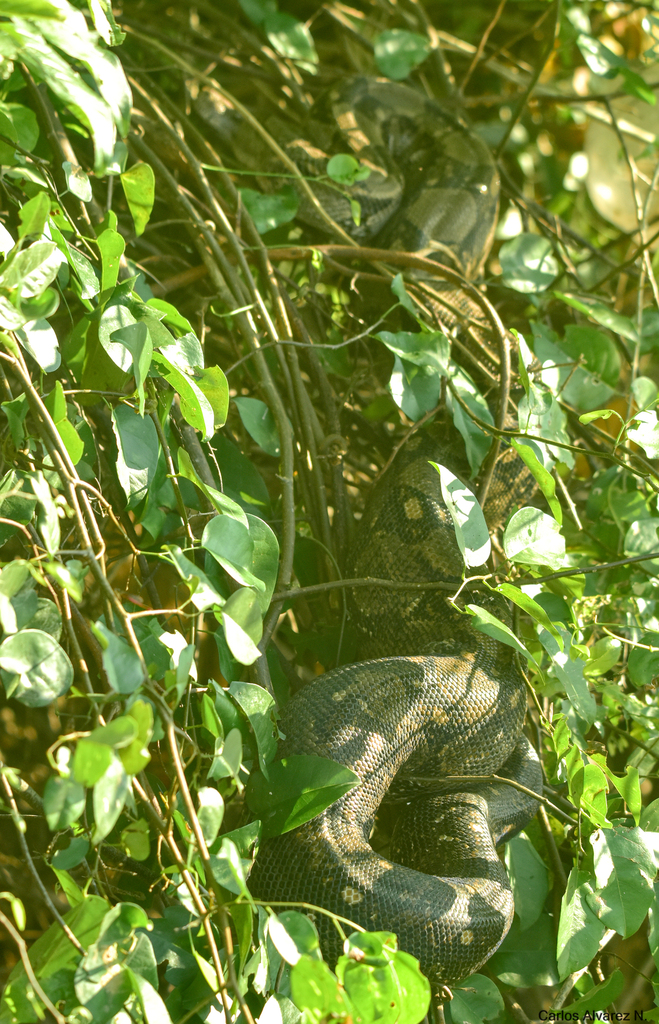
left=494, top=0, right=562, bottom=159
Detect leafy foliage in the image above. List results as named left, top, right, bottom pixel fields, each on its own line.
left=1, top=1, right=659, bottom=1023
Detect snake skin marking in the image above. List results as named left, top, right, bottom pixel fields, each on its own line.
left=404, top=496, right=425, bottom=519
left=342, top=887, right=364, bottom=905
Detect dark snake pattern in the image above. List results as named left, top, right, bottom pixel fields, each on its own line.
left=241, top=78, right=543, bottom=993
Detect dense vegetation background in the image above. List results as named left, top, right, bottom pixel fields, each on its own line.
left=1, top=0, right=659, bottom=1021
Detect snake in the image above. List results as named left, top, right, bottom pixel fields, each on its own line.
left=214, top=76, right=544, bottom=993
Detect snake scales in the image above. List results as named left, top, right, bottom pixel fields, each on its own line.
left=227, top=77, right=544, bottom=992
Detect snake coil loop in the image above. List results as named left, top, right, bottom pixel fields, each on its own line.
left=247, top=79, right=543, bottom=994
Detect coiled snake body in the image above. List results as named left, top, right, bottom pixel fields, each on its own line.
left=245, top=79, right=542, bottom=992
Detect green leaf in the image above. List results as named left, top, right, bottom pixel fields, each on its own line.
left=120, top=162, right=155, bottom=236
left=194, top=364, right=229, bottom=430
left=43, top=774, right=85, bottom=830
left=495, top=583, right=563, bottom=647
left=197, top=786, right=224, bottom=846
left=557, top=868, right=605, bottom=979
left=52, top=836, right=89, bottom=870
left=51, top=225, right=99, bottom=298
left=121, top=817, right=150, bottom=861
left=577, top=32, right=625, bottom=75
left=200, top=691, right=222, bottom=739
left=290, top=957, right=352, bottom=1020
left=0, top=240, right=63, bottom=299
left=97, top=226, right=125, bottom=294
left=489, top=914, right=559, bottom=987
left=92, top=621, right=144, bottom=695
left=578, top=408, right=622, bottom=426
left=390, top=273, right=418, bottom=316
left=623, top=517, right=659, bottom=572
left=510, top=440, right=562, bottom=524
left=554, top=293, right=639, bottom=344
left=62, top=160, right=92, bottom=202
left=239, top=185, right=299, bottom=235
left=246, top=513, right=279, bottom=612
left=335, top=934, right=404, bottom=1024
left=505, top=834, right=549, bottom=932
left=92, top=755, right=129, bottom=843
left=264, top=11, right=318, bottom=72
left=268, top=911, right=322, bottom=965
left=98, top=299, right=138, bottom=371
left=147, top=297, right=194, bottom=335
left=570, top=760, right=609, bottom=828
left=434, top=463, right=491, bottom=567
left=326, top=154, right=371, bottom=186
left=500, top=234, right=559, bottom=293
left=583, top=636, right=621, bottom=678
left=602, top=756, right=642, bottom=825
left=88, top=716, right=138, bottom=749
left=88, top=0, right=126, bottom=46
left=228, top=679, right=277, bottom=771
left=212, top=433, right=271, bottom=511
left=0, top=108, right=17, bottom=165
left=517, top=344, right=575, bottom=461
left=631, top=375, right=658, bottom=410
left=349, top=197, right=362, bottom=226
left=221, top=586, right=263, bottom=665
left=16, top=317, right=60, bottom=372
left=449, top=974, right=504, bottom=1024
left=466, top=604, right=536, bottom=663
left=177, top=447, right=247, bottom=524
left=1, top=102, right=38, bottom=153
left=30, top=468, right=59, bottom=554
left=0, top=628, right=73, bottom=707
left=234, top=396, right=280, bottom=456
left=374, top=29, right=430, bottom=80
left=564, top=969, right=625, bottom=1015
left=18, top=191, right=50, bottom=240
left=152, top=350, right=215, bottom=440
left=627, top=410, right=659, bottom=458
left=74, top=911, right=155, bottom=1018
left=51, top=866, right=84, bottom=908
left=112, top=320, right=152, bottom=416
left=119, top=699, right=153, bottom=774
left=126, top=968, right=173, bottom=1024
left=208, top=836, right=253, bottom=900
left=589, top=826, right=655, bottom=936
left=561, top=323, right=621, bottom=389
left=0, top=469, right=35, bottom=532
left=628, top=632, right=659, bottom=687
left=73, top=739, right=113, bottom=787
left=43, top=380, right=84, bottom=465
left=378, top=329, right=450, bottom=375
left=208, top=727, right=243, bottom=783
left=17, top=28, right=123, bottom=172
left=336, top=932, right=431, bottom=1024
left=202, top=514, right=263, bottom=590
left=111, top=403, right=160, bottom=508
left=0, top=0, right=64, bottom=14
left=389, top=355, right=441, bottom=421
left=538, top=625, right=599, bottom=726
left=503, top=507, right=566, bottom=569
left=448, top=369, right=493, bottom=475
left=246, top=754, right=360, bottom=838
left=620, top=67, right=656, bottom=105
left=163, top=544, right=225, bottom=611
